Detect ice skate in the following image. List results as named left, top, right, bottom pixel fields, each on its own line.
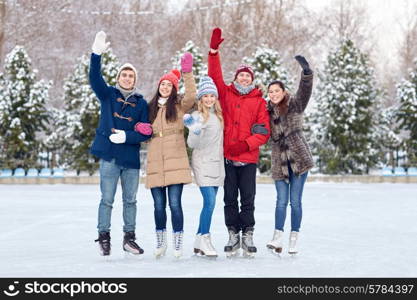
left=154, top=230, right=167, bottom=258
left=224, top=227, right=240, bottom=258
left=242, top=227, right=257, bottom=258
left=266, top=229, right=284, bottom=256
left=123, top=232, right=144, bottom=256
left=173, top=231, right=184, bottom=259
left=288, top=231, right=298, bottom=256
left=95, top=232, right=111, bottom=257
left=193, top=234, right=202, bottom=255
left=198, top=233, right=218, bottom=259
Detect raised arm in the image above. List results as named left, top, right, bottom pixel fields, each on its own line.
left=293, top=55, right=314, bottom=112
left=180, top=52, right=197, bottom=112
left=207, top=28, right=227, bottom=103
left=89, top=31, right=111, bottom=100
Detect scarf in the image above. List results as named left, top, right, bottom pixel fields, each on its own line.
left=116, top=84, right=138, bottom=100
left=158, top=97, right=168, bottom=106
left=233, top=82, right=255, bottom=95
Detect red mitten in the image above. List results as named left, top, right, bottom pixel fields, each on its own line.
left=229, top=141, right=249, bottom=156
left=134, top=122, right=153, bottom=135
left=210, top=27, right=224, bottom=50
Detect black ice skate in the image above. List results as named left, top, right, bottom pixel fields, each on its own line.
left=95, top=232, right=111, bottom=256
left=242, top=227, right=257, bottom=258
left=123, top=232, right=144, bottom=255
left=224, top=227, right=240, bottom=258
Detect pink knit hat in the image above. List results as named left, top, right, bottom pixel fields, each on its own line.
left=159, top=69, right=181, bottom=92
left=234, top=64, right=254, bottom=81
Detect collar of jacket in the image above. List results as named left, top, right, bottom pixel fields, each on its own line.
left=230, top=83, right=262, bottom=97
left=115, top=85, right=142, bottom=103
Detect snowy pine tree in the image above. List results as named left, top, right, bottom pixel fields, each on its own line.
left=396, top=59, right=417, bottom=166
left=171, top=40, right=207, bottom=93
left=244, top=45, right=294, bottom=93
left=62, top=50, right=120, bottom=175
left=244, top=46, right=294, bottom=173
left=43, top=108, right=80, bottom=169
left=311, top=39, right=379, bottom=174
left=0, top=46, right=51, bottom=169
left=372, top=104, right=402, bottom=168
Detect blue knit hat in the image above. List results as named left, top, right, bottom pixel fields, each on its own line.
left=197, top=76, right=218, bottom=100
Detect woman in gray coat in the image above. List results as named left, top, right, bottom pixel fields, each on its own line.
left=184, top=76, right=225, bottom=258
left=266, top=55, right=314, bottom=256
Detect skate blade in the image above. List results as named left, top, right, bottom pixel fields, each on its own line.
left=226, top=249, right=240, bottom=258
left=268, top=248, right=282, bottom=258
left=288, top=252, right=298, bottom=258
left=197, top=251, right=218, bottom=259
left=266, top=245, right=282, bottom=253
left=102, top=255, right=112, bottom=262
left=242, top=250, right=255, bottom=259
left=154, top=249, right=167, bottom=259
left=124, top=251, right=144, bottom=259
left=195, top=254, right=217, bottom=260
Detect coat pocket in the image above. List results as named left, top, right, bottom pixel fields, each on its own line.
left=203, top=158, right=221, bottom=178
left=146, top=160, right=160, bottom=175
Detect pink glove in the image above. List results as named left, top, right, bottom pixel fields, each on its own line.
left=134, top=122, right=153, bottom=135
left=181, top=52, right=193, bottom=73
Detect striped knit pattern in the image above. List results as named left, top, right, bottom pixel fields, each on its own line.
left=197, top=76, right=218, bottom=100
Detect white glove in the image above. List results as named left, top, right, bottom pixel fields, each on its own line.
left=92, top=31, right=111, bottom=55
left=109, top=129, right=126, bottom=144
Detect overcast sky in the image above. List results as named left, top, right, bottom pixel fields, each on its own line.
left=302, top=0, right=415, bottom=64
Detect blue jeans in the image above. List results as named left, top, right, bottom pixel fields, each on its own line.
left=197, top=186, right=218, bottom=235
left=97, top=159, right=139, bottom=233
left=274, top=163, right=308, bottom=232
left=151, top=184, right=184, bottom=232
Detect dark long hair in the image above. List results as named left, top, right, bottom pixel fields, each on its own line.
left=148, top=86, right=178, bottom=123
left=268, top=80, right=285, bottom=91
left=268, top=80, right=289, bottom=115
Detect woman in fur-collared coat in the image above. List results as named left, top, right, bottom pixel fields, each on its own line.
left=266, top=55, right=314, bottom=256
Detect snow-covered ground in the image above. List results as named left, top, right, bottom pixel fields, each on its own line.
left=0, top=182, right=416, bottom=278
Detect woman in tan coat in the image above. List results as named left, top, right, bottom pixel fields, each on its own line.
left=145, top=52, right=196, bottom=259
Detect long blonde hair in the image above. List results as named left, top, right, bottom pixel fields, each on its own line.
left=197, top=99, right=224, bottom=128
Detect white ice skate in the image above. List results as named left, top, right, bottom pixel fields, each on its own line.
left=288, top=231, right=298, bottom=256
left=193, top=234, right=201, bottom=255
left=173, top=231, right=184, bottom=259
left=266, top=229, right=284, bottom=256
left=198, top=233, right=218, bottom=259
left=154, top=230, right=167, bottom=258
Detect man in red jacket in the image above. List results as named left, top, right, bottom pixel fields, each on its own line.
left=208, top=27, right=270, bottom=257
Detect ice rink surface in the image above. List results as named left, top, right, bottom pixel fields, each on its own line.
left=0, top=182, right=416, bottom=277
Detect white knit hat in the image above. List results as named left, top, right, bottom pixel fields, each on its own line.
left=116, top=63, right=138, bottom=85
